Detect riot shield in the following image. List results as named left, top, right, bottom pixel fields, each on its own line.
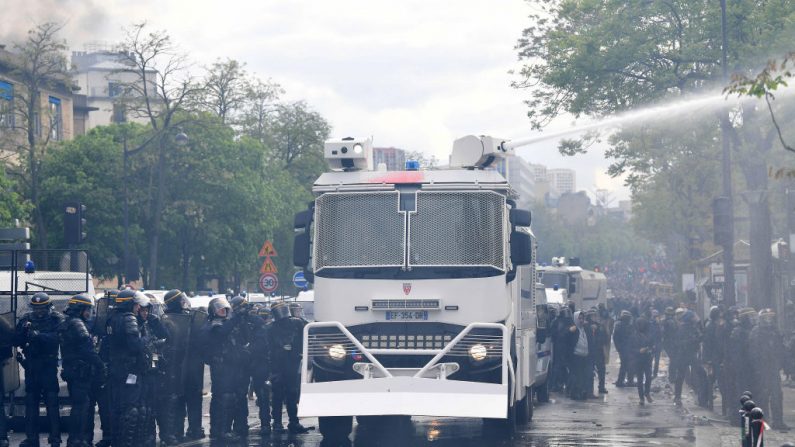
left=93, top=296, right=111, bottom=336
left=162, top=312, right=193, bottom=389
left=185, top=308, right=208, bottom=391
left=0, top=312, right=19, bottom=393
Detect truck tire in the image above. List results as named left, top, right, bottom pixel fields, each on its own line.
left=319, top=416, right=353, bottom=441
left=515, top=386, right=533, bottom=424
left=482, top=376, right=516, bottom=437
left=535, top=378, right=550, bottom=403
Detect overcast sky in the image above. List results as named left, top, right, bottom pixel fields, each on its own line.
left=4, top=0, right=630, bottom=200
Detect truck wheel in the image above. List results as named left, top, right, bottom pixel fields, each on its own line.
left=319, top=416, right=353, bottom=441
left=535, top=379, right=550, bottom=403
left=482, top=376, right=516, bottom=437
left=515, top=386, right=533, bottom=424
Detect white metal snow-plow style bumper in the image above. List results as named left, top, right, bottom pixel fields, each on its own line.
left=298, top=322, right=513, bottom=419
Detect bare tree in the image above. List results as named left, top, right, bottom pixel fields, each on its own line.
left=114, top=21, right=203, bottom=287
left=2, top=22, right=71, bottom=248
left=201, top=58, right=248, bottom=124
left=239, top=77, right=283, bottom=141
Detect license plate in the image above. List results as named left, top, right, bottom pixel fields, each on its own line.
left=385, top=311, right=429, bottom=321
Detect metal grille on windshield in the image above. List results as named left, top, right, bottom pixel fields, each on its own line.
left=313, top=191, right=406, bottom=271
left=408, top=191, right=506, bottom=271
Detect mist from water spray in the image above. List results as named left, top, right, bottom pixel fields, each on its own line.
left=505, top=87, right=795, bottom=150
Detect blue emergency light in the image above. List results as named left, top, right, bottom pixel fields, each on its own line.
left=405, top=160, right=420, bottom=171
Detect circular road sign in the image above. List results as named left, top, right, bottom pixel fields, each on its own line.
left=259, top=273, right=279, bottom=293
left=293, top=271, right=308, bottom=289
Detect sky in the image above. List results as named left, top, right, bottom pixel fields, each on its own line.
left=3, top=0, right=630, bottom=200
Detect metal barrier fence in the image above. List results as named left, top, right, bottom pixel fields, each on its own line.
left=0, top=249, right=90, bottom=316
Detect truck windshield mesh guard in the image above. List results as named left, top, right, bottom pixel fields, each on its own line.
left=313, top=190, right=506, bottom=272
left=409, top=191, right=505, bottom=270
left=314, top=191, right=406, bottom=270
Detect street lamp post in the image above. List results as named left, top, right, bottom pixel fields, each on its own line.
left=719, top=0, right=736, bottom=306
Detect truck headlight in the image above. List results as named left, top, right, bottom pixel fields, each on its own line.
left=328, top=344, right=346, bottom=360
left=468, top=344, right=488, bottom=361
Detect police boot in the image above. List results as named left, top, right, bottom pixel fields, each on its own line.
left=219, top=394, right=240, bottom=443
left=24, top=391, right=39, bottom=443
left=46, top=392, right=62, bottom=446
left=159, top=395, right=180, bottom=446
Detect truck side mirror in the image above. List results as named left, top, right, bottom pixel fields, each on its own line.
left=509, top=208, right=531, bottom=227
left=293, top=232, right=310, bottom=268
left=294, top=209, right=312, bottom=229
left=510, top=231, right=532, bottom=266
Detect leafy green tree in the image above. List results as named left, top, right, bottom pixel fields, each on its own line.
left=38, top=126, right=128, bottom=278
left=2, top=22, right=72, bottom=248
left=0, top=168, right=30, bottom=227
left=516, top=0, right=795, bottom=308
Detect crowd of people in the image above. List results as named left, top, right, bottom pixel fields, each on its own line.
left=545, top=296, right=791, bottom=430
left=4, top=288, right=309, bottom=447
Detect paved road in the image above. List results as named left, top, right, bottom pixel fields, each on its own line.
left=12, top=356, right=795, bottom=446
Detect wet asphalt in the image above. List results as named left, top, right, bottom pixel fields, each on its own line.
left=12, top=356, right=795, bottom=446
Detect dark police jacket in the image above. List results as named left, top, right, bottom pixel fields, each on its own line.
left=14, top=310, right=64, bottom=365
left=106, top=310, right=145, bottom=379
left=59, top=311, right=104, bottom=380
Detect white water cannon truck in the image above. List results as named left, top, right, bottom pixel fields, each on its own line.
left=292, top=135, right=552, bottom=439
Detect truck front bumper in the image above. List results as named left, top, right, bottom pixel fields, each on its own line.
left=299, top=321, right=513, bottom=419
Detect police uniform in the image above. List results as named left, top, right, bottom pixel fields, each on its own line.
left=269, top=302, right=309, bottom=434
left=106, top=290, right=147, bottom=447
left=159, top=289, right=206, bottom=444
left=14, top=292, right=65, bottom=447
left=201, top=297, right=246, bottom=442
left=59, top=294, right=105, bottom=447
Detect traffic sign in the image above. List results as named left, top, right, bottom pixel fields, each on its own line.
left=293, top=271, right=308, bottom=289
left=259, top=240, right=278, bottom=257
left=260, top=257, right=278, bottom=274
left=259, top=273, right=279, bottom=293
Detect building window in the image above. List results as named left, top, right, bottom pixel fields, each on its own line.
left=112, top=103, right=126, bottom=123
left=48, top=96, right=62, bottom=141
left=108, top=82, right=122, bottom=98
left=0, top=81, right=13, bottom=129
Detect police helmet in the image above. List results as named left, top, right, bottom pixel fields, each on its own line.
left=742, top=391, right=753, bottom=399
left=229, top=295, right=247, bottom=310
left=758, top=308, right=776, bottom=326
left=740, top=395, right=751, bottom=406
left=208, top=297, right=231, bottom=319
left=674, top=308, right=686, bottom=320
left=256, top=305, right=273, bottom=322
left=30, top=292, right=52, bottom=308
left=66, top=293, right=94, bottom=315
left=164, top=289, right=189, bottom=312
left=115, top=289, right=137, bottom=306
left=664, top=306, right=675, bottom=316
left=619, top=310, right=632, bottom=321
left=289, top=302, right=304, bottom=318
left=271, top=302, right=291, bottom=321
left=133, top=291, right=151, bottom=308
left=105, top=289, right=120, bottom=300
left=742, top=400, right=756, bottom=412
left=749, top=407, right=764, bottom=420
left=709, top=306, right=721, bottom=321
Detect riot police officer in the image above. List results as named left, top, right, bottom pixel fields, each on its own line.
left=59, top=294, right=106, bottom=447
left=14, top=292, right=65, bottom=447
left=159, top=289, right=206, bottom=444
left=87, top=290, right=116, bottom=447
left=106, top=289, right=149, bottom=447
left=748, top=309, right=789, bottom=429
left=671, top=309, right=700, bottom=406
left=229, top=295, right=254, bottom=440
left=250, top=305, right=273, bottom=439
left=202, top=296, right=246, bottom=443
left=138, top=294, right=169, bottom=446
left=269, top=302, right=309, bottom=434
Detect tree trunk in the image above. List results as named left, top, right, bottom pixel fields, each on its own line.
left=148, top=138, right=167, bottom=288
